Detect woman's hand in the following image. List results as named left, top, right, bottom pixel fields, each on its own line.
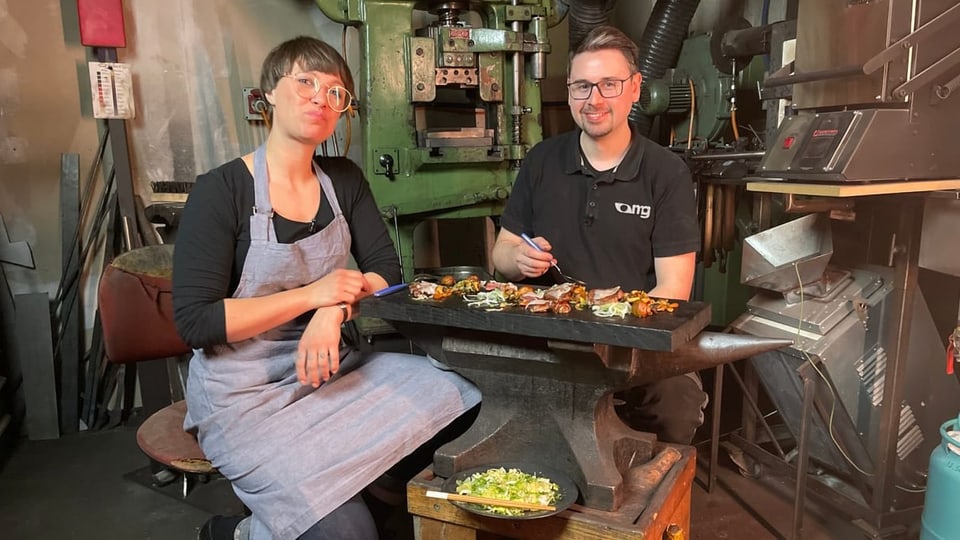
left=306, top=268, right=370, bottom=308
left=296, top=305, right=345, bottom=387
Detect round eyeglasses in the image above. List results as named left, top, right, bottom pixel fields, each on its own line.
left=566, top=75, right=635, bottom=100
left=283, top=74, right=353, bottom=112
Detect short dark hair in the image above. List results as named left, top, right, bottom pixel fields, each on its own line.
left=260, top=36, right=355, bottom=96
left=567, top=25, right=639, bottom=76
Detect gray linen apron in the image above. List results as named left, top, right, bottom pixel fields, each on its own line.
left=184, top=146, right=481, bottom=539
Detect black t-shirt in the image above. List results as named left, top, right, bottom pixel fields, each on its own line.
left=172, top=156, right=401, bottom=348
left=499, top=127, right=700, bottom=292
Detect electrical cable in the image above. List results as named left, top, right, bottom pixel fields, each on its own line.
left=792, top=263, right=925, bottom=494
left=258, top=107, right=271, bottom=129
left=793, top=263, right=872, bottom=476
left=686, top=79, right=696, bottom=149
left=339, top=24, right=355, bottom=157
left=344, top=108, right=353, bottom=156
left=741, top=124, right=763, bottom=147
left=731, top=107, right=741, bottom=141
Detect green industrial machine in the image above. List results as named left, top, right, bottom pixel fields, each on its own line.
left=315, top=0, right=557, bottom=279
left=638, top=32, right=765, bottom=149
left=634, top=30, right=767, bottom=327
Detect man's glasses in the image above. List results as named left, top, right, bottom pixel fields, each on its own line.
left=566, top=75, right=635, bottom=100
left=283, top=74, right=353, bottom=112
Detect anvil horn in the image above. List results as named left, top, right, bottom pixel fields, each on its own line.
left=626, top=331, right=793, bottom=386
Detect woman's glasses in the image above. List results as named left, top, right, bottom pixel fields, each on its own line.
left=283, top=74, right=353, bottom=112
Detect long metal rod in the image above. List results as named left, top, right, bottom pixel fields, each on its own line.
left=763, top=65, right=864, bottom=88
left=872, top=199, right=922, bottom=513
left=510, top=1, right=523, bottom=149
left=97, top=48, right=142, bottom=252
left=729, top=433, right=923, bottom=530
left=727, top=362, right=787, bottom=458
left=708, top=363, right=723, bottom=494
left=935, top=71, right=960, bottom=100
left=690, top=151, right=767, bottom=161
left=792, top=373, right=815, bottom=540
left=892, top=45, right=960, bottom=99
left=863, top=1, right=960, bottom=75
left=391, top=208, right=404, bottom=278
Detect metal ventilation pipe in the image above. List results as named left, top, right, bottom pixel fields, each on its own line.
left=629, top=0, right=701, bottom=136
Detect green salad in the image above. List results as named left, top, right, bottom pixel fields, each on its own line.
left=455, top=467, right=560, bottom=516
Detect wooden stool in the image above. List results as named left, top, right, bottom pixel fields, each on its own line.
left=407, top=445, right=695, bottom=540
left=136, top=400, right=215, bottom=497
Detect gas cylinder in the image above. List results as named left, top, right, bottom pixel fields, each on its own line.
left=921, top=416, right=960, bottom=540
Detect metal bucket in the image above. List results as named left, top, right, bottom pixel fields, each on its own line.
left=921, top=416, right=960, bottom=540
left=741, top=213, right=833, bottom=292
left=414, top=265, right=493, bottom=282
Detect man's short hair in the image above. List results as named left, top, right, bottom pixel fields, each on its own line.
left=567, top=25, right=640, bottom=76
left=259, top=36, right=355, bottom=97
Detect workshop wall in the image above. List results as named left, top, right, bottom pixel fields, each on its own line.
left=0, top=0, right=99, bottom=296
left=0, top=0, right=355, bottom=300
left=122, top=0, right=358, bottom=198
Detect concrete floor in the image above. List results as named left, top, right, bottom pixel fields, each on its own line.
left=0, top=417, right=897, bottom=540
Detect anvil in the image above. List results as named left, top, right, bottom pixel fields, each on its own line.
left=360, top=292, right=789, bottom=511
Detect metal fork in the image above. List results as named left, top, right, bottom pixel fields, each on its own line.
left=519, top=233, right=587, bottom=286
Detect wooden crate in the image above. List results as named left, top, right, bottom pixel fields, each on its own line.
left=407, top=446, right=694, bottom=540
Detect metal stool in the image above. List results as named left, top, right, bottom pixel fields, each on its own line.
left=136, top=399, right=215, bottom=498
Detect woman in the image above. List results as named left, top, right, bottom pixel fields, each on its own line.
left=172, top=36, right=481, bottom=540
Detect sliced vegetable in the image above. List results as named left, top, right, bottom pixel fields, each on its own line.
left=454, top=467, right=560, bottom=516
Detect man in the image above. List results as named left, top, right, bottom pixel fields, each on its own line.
left=491, top=25, right=706, bottom=444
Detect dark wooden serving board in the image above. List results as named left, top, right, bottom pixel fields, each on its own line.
left=360, top=291, right=711, bottom=352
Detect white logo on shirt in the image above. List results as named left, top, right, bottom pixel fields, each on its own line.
left=614, top=202, right=652, bottom=218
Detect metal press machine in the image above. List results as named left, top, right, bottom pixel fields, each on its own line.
left=315, top=0, right=557, bottom=281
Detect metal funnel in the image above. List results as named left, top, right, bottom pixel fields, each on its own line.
left=741, top=213, right=833, bottom=292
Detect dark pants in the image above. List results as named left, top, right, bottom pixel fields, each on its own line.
left=298, top=493, right=377, bottom=540
left=615, top=372, right=708, bottom=445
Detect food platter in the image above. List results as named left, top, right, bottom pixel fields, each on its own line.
left=361, top=281, right=711, bottom=351
left=441, top=462, right=579, bottom=520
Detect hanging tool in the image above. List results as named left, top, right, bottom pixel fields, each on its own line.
left=720, top=183, right=738, bottom=273
left=702, top=183, right=715, bottom=269
left=712, top=182, right=725, bottom=272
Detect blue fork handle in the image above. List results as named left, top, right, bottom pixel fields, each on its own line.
left=519, top=232, right=546, bottom=253
left=373, top=283, right=408, bottom=297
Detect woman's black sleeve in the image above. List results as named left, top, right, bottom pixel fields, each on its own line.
left=172, top=169, right=239, bottom=348
left=334, top=160, right=402, bottom=286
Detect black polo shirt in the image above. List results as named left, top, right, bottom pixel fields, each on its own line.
left=500, top=126, right=700, bottom=291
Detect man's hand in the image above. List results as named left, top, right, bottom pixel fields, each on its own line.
left=492, top=228, right=554, bottom=280
left=296, top=306, right=345, bottom=387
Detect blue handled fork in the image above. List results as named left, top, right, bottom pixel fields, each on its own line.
left=519, top=233, right=586, bottom=286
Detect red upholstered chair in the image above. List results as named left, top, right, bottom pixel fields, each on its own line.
left=98, top=245, right=214, bottom=496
